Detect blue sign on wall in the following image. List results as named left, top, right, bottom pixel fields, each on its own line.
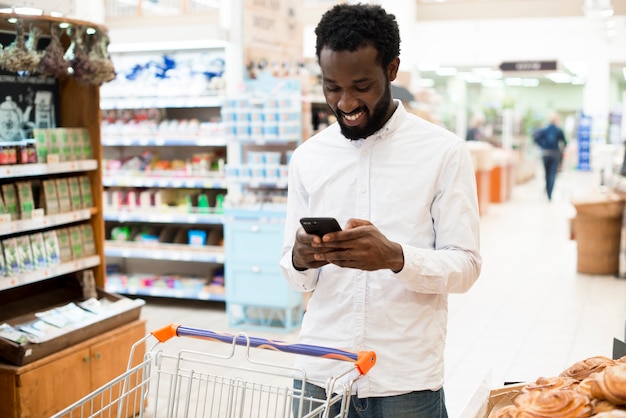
left=577, top=113, right=591, bottom=171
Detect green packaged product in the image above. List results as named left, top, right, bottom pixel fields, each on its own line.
left=42, top=230, right=61, bottom=265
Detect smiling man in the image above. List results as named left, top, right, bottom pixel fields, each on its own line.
left=279, top=3, right=482, bottom=417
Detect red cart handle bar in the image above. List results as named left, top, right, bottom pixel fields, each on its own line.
left=151, top=323, right=376, bottom=376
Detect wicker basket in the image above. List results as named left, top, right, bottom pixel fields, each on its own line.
left=573, top=195, right=625, bottom=275
left=572, top=194, right=625, bottom=218
left=575, top=215, right=622, bottom=275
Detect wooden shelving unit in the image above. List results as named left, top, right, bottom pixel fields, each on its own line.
left=0, top=12, right=145, bottom=418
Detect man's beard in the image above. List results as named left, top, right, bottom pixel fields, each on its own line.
left=336, top=84, right=392, bottom=141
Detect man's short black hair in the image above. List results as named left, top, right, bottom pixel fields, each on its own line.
left=314, top=3, right=401, bottom=69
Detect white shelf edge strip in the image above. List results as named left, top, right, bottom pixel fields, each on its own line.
left=104, top=242, right=225, bottom=263
left=0, top=209, right=92, bottom=237
left=0, top=160, right=98, bottom=179
left=0, top=255, right=101, bottom=291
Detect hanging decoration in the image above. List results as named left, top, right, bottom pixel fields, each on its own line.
left=0, top=19, right=41, bottom=74
left=64, top=25, right=97, bottom=84
left=38, top=23, right=70, bottom=77
left=81, top=29, right=116, bottom=85
left=0, top=15, right=117, bottom=86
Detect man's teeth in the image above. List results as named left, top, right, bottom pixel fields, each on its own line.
left=344, top=112, right=362, bottom=121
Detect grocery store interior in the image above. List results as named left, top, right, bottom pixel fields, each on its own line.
left=0, top=0, right=626, bottom=417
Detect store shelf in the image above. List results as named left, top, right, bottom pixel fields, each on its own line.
left=102, top=173, right=227, bottom=189
left=236, top=178, right=289, bottom=189
left=102, top=135, right=227, bottom=147
left=104, top=241, right=225, bottom=263
left=0, top=255, right=101, bottom=292
left=105, top=274, right=225, bottom=301
left=103, top=210, right=223, bottom=225
left=100, top=96, right=223, bottom=110
left=0, top=209, right=94, bottom=237
left=0, top=160, right=98, bottom=179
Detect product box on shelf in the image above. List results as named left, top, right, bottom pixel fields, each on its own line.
left=0, top=243, right=6, bottom=277
left=80, top=128, right=93, bottom=159
left=15, top=181, right=34, bottom=219
left=56, top=128, right=72, bottom=162
left=55, top=178, right=71, bottom=213
left=1, top=184, right=19, bottom=221
left=33, top=129, right=48, bottom=162
left=67, top=177, right=82, bottom=210
left=0, top=275, right=144, bottom=366
left=47, top=128, right=62, bottom=158
left=56, top=228, right=73, bottom=262
left=80, top=224, right=96, bottom=256
left=40, top=179, right=60, bottom=215
left=3, top=237, right=19, bottom=275
left=42, top=230, right=61, bottom=265
left=69, top=226, right=84, bottom=259
left=15, top=235, right=34, bottom=273
left=30, top=232, right=47, bottom=270
left=67, top=128, right=84, bottom=159
left=79, top=176, right=93, bottom=208
left=0, top=191, right=6, bottom=215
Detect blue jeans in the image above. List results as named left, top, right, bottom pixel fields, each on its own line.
left=292, top=380, right=448, bottom=418
left=542, top=152, right=561, bottom=200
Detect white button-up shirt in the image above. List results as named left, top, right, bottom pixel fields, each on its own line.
left=280, top=101, right=482, bottom=398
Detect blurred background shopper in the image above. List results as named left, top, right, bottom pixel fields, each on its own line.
left=534, top=114, right=567, bottom=201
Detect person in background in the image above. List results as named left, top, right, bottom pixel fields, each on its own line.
left=534, top=113, right=567, bottom=201
left=465, top=115, right=485, bottom=141
left=279, top=3, right=482, bottom=417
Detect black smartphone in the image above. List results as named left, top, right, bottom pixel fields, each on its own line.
left=300, top=217, right=342, bottom=237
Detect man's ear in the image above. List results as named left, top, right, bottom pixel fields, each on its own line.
left=388, top=57, right=400, bottom=81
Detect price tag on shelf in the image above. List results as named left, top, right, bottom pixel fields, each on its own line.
left=47, top=154, right=60, bottom=164
left=31, top=209, right=44, bottom=219
left=0, top=213, right=11, bottom=224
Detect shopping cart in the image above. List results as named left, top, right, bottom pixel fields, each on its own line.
left=51, top=323, right=376, bottom=418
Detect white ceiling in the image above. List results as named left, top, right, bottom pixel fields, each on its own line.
left=414, top=0, right=625, bottom=20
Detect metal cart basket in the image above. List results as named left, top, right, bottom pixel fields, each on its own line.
left=51, top=323, right=376, bottom=418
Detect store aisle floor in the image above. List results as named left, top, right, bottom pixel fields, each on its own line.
left=139, top=165, right=626, bottom=418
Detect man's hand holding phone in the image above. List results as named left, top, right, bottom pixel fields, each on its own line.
left=293, top=217, right=343, bottom=270
left=293, top=217, right=404, bottom=272
left=300, top=217, right=342, bottom=238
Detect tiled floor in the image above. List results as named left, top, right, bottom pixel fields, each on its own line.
left=138, top=162, right=626, bottom=417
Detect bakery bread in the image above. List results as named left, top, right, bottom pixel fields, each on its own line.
left=523, top=376, right=577, bottom=393
left=514, top=389, right=592, bottom=417
left=591, top=398, right=624, bottom=414
left=577, top=374, right=598, bottom=398
left=489, top=404, right=521, bottom=418
left=591, top=409, right=626, bottom=417
left=590, top=363, right=626, bottom=405
left=561, top=356, right=617, bottom=382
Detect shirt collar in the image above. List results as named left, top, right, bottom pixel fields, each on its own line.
left=345, top=99, right=406, bottom=147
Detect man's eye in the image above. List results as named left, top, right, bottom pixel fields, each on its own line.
left=355, top=85, right=370, bottom=92
left=325, top=86, right=340, bottom=93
